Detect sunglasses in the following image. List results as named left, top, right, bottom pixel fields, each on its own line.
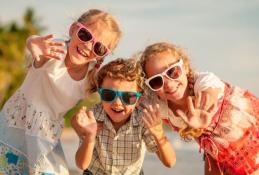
left=145, top=59, right=183, bottom=91
left=97, top=88, right=142, bottom=105
left=76, top=22, right=110, bottom=57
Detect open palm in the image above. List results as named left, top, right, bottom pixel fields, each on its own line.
left=28, top=34, right=66, bottom=61
left=176, top=93, right=217, bottom=129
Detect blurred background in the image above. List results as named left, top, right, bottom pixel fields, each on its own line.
left=0, top=0, right=258, bottom=174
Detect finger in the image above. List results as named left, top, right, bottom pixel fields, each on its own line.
left=43, top=34, right=54, bottom=41
left=154, top=104, right=162, bottom=119
left=31, top=53, right=41, bottom=62
left=148, top=105, right=157, bottom=122
left=202, top=93, right=211, bottom=111
left=176, top=109, right=189, bottom=124
left=207, top=103, right=217, bottom=114
left=50, top=47, right=66, bottom=54
left=142, top=115, right=151, bottom=128
left=195, top=92, right=201, bottom=109
left=187, top=96, right=195, bottom=115
left=143, top=109, right=152, bottom=126
left=48, top=41, right=65, bottom=47
left=86, top=110, right=95, bottom=120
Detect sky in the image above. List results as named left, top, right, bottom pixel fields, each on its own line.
left=1, top=0, right=259, bottom=95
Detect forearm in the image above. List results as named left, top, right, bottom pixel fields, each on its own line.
left=75, top=136, right=95, bottom=170
left=154, top=133, right=176, bottom=167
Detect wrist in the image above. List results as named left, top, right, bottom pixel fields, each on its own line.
left=155, top=134, right=168, bottom=145
left=26, top=35, right=38, bottom=49
left=83, top=133, right=96, bottom=142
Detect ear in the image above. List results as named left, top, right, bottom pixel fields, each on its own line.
left=135, top=96, right=143, bottom=107
left=69, top=22, right=78, bottom=37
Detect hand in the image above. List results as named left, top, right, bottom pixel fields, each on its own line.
left=27, top=34, right=66, bottom=61
left=142, top=104, right=165, bottom=139
left=176, top=93, right=217, bottom=129
left=72, top=106, right=97, bottom=140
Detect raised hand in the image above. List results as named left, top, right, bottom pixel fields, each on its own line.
left=142, top=104, right=164, bottom=139
left=26, top=34, right=66, bottom=61
left=72, top=106, right=97, bottom=140
left=176, top=92, right=217, bottom=129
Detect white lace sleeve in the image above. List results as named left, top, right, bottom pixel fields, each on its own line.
left=194, top=71, right=225, bottom=99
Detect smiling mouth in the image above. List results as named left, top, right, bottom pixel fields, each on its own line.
left=111, top=108, right=124, bottom=113
left=166, top=85, right=179, bottom=95
left=77, top=47, right=89, bottom=57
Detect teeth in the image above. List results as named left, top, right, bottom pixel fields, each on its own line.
left=77, top=47, right=88, bottom=57
left=112, top=108, right=124, bottom=113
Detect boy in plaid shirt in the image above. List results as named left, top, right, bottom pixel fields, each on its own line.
left=72, top=58, right=176, bottom=175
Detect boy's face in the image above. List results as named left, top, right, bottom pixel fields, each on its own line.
left=101, top=77, right=140, bottom=128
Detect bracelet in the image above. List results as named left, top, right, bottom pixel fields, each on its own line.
left=156, top=135, right=168, bottom=145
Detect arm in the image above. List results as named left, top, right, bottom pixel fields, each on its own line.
left=26, top=34, right=66, bottom=68
left=142, top=104, right=176, bottom=167
left=72, top=107, right=97, bottom=170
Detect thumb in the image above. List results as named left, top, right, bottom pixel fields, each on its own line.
left=176, top=109, right=189, bottom=124
left=87, top=110, right=95, bottom=120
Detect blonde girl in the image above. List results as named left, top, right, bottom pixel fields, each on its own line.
left=0, top=9, right=121, bottom=175
left=140, top=42, right=259, bottom=175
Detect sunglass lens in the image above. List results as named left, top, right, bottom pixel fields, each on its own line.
left=166, top=66, right=182, bottom=79
left=100, top=89, right=116, bottom=102
left=94, top=42, right=108, bottom=56
left=122, top=92, right=138, bottom=105
left=78, top=28, right=92, bottom=42
left=149, top=76, right=163, bottom=90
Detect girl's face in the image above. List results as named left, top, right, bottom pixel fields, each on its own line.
left=145, top=52, right=189, bottom=104
left=100, top=77, right=140, bottom=129
left=68, top=21, right=114, bottom=66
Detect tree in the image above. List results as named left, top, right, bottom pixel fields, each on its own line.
left=0, top=8, right=44, bottom=107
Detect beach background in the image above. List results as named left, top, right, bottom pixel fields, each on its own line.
left=0, top=1, right=259, bottom=174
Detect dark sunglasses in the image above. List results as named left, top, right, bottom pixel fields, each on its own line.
left=145, top=59, right=183, bottom=91
left=97, top=88, right=142, bottom=105
left=76, top=22, right=110, bottom=57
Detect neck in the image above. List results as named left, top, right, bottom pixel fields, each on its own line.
left=167, top=88, right=190, bottom=113
left=65, top=54, right=89, bottom=81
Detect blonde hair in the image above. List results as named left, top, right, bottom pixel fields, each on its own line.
left=140, top=42, right=202, bottom=140
left=88, top=58, right=144, bottom=94
left=78, top=9, right=122, bottom=96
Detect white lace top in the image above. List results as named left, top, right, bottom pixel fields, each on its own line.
left=2, top=54, right=87, bottom=144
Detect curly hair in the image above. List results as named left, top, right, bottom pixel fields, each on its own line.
left=140, top=42, right=203, bottom=140
left=87, top=58, right=145, bottom=94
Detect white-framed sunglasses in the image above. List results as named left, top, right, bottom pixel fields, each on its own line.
left=145, top=59, right=183, bottom=91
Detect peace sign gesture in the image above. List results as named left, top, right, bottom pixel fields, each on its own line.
left=176, top=92, right=217, bottom=129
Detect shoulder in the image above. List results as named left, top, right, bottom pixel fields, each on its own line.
left=194, top=71, right=225, bottom=97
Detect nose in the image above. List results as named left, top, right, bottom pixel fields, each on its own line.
left=113, top=96, right=123, bottom=105
left=163, top=76, right=176, bottom=91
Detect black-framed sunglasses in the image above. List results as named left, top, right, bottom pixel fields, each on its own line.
left=145, top=59, right=183, bottom=91
left=97, top=88, right=142, bottom=105
left=76, top=22, right=110, bottom=57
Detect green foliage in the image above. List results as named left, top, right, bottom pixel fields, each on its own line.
left=0, top=8, right=44, bottom=107
left=64, top=93, right=100, bottom=127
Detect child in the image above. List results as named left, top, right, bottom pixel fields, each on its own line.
left=0, top=9, right=122, bottom=175
left=72, top=58, right=176, bottom=175
left=140, top=42, right=259, bottom=175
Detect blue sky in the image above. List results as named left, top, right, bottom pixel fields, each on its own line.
left=1, top=0, right=259, bottom=95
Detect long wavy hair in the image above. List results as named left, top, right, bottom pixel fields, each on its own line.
left=140, top=42, right=203, bottom=140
